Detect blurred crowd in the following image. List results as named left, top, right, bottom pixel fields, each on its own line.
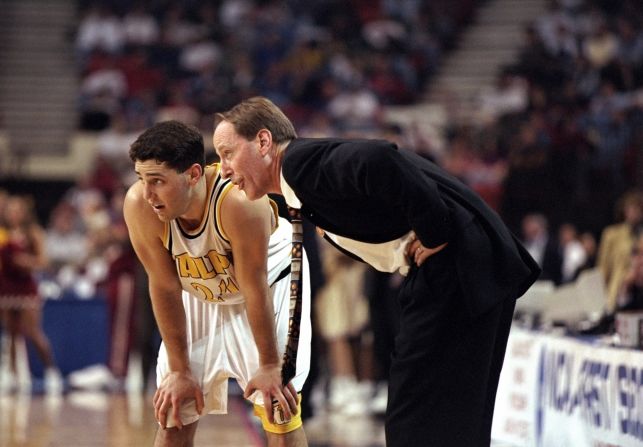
left=0, top=0, right=642, bottom=425
left=444, top=0, right=643, bottom=239
left=75, top=0, right=477, bottom=135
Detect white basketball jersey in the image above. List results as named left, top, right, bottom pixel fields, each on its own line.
left=163, top=164, right=292, bottom=305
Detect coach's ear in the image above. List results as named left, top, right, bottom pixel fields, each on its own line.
left=257, top=129, right=272, bottom=156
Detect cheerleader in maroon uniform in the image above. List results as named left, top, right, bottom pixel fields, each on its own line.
left=0, top=195, right=61, bottom=393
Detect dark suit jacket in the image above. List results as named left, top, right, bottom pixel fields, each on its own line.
left=282, top=138, right=541, bottom=318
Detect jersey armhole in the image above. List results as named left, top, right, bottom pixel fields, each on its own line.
left=162, top=222, right=172, bottom=251
left=268, top=198, right=280, bottom=235
left=214, top=182, right=235, bottom=242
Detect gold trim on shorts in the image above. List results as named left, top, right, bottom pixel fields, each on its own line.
left=253, top=394, right=303, bottom=434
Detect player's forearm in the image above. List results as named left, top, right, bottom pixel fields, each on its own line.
left=150, top=288, right=191, bottom=372
left=245, top=287, right=281, bottom=366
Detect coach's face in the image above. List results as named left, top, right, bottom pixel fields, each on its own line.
left=213, top=120, right=270, bottom=200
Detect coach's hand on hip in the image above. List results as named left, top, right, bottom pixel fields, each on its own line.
left=407, top=232, right=448, bottom=266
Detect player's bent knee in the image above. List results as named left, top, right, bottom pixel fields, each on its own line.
left=154, top=421, right=199, bottom=447
left=253, top=395, right=303, bottom=434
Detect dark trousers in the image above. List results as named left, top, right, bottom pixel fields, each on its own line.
left=385, top=247, right=516, bottom=447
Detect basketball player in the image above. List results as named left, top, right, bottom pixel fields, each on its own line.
left=123, top=120, right=311, bottom=447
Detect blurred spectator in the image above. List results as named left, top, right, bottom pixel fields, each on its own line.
left=514, top=24, right=563, bottom=90
left=315, top=244, right=374, bottom=416
left=75, top=4, right=125, bottom=58
left=186, top=58, right=239, bottom=116
left=299, top=111, right=338, bottom=138
left=577, top=231, right=598, bottom=276
left=367, top=52, right=416, bottom=105
left=0, top=195, right=62, bottom=394
left=616, top=17, right=643, bottom=85
left=0, top=189, right=8, bottom=234
left=156, top=83, right=200, bottom=126
left=122, top=3, right=160, bottom=47
left=79, top=56, right=127, bottom=131
left=476, top=71, right=529, bottom=124
left=160, top=4, right=207, bottom=48
left=501, top=117, right=552, bottom=233
left=535, top=0, right=577, bottom=55
left=363, top=267, right=399, bottom=416
left=362, top=15, right=407, bottom=51
left=219, top=0, right=253, bottom=29
left=178, top=35, right=222, bottom=74
left=521, top=213, right=563, bottom=285
left=44, top=201, right=89, bottom=277
left=616, top=232, right=643, bottom=311
left=327, top=82, right=383, bottom=132
left=557, top=222, right=588, bottom=283
left=582, top=20, right=619, bottom=69
left=442, top=127, right=507, bottom=211
left=64, top=175, right=109, bottom=224
left=597, top=190, right=643, bottom=312
left=103, top=190, right=139, bottom=386
left=120, top=47, right=165, bottom=101
left=74, top=0, right=478, bottom=139
left=547, top=108, right=595, bottom=230
left=95, top=112, right=141, bottom=186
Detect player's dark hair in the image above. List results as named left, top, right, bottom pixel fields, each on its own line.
left=129, top=120, right=205, bottom=172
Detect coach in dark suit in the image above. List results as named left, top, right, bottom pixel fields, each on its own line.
left=213, top=97, right=541, bottom=447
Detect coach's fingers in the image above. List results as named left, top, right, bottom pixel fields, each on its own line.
left=407, top=239, right=421, bottom=259
left=414, top=245, right=425, bottom=264
left=415, top=242, right=448, bottom=266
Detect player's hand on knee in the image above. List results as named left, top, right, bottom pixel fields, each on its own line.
left=244, top=364, right=294, bottom=423
left=284, top=381, right=298, bottom=413
left=154, top=371, right=204, bottom=429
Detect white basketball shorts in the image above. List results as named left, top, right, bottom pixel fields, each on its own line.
left=156, top=254, right=311, bottom=428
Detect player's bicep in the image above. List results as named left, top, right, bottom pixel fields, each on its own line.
left=220, top=189, right=271, bottom=292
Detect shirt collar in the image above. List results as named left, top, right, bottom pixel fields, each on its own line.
left=279, top=170, right=302, bottom=209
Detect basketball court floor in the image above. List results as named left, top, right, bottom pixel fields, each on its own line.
left=0, top=389, right=387, bottom=447
left=0, top=389, right=517, bottom=447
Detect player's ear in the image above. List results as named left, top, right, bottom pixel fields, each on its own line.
left=187, top=163, right=203, bottom=185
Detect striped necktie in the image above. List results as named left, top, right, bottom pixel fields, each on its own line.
left=281, top=206, right=303, bottom=385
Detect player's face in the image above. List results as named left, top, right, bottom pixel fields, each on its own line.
left=213, top=121, right=269, bottom=201
left=134, top=160, right=193, bottom=222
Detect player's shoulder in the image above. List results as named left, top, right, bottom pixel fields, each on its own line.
left=123, top=181, right=160, bottom=231
left=221, top=185, right=270, bottom=215
left=124, top=181, right=145, bottom=213
left=219, top=186, right=272, bottom=238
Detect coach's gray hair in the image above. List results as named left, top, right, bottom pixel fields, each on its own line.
left=215, top=97, right=297, bottom=144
